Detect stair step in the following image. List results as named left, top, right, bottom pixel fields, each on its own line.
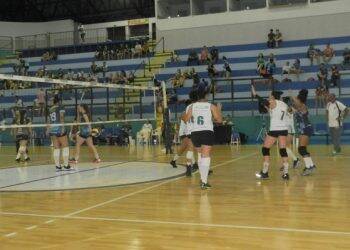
left=134, top=77, right=153, bottom=82
left=154, top=52, right=173, bottom=57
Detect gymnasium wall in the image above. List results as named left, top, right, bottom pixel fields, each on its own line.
left=156, top=0, right=350, bottom=51
left=0, top=20, right=75, bottom=37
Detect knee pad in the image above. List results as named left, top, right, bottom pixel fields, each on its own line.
left=298, top=146, right=309, bottom=157
left=279, top=148, right=288, bottom=157
left=186, top=151, right=193, bottom=160
left=262, top=147, right=270, bottom=156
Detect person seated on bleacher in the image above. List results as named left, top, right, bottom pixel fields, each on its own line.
left=289, top=58, right=303, bottom=79
left=256, top=53, right=265, bottom=73
left=210, top=46, right=219, bottom=64
left=266, top=58, right=276, bottom=76
left=323, top=43, right=335, bottom=64
left=172, top=69, right=185, bottom=88
left=343, top=47, right=350, bottom=66
left=282, top=61, right=291, bottom=75
left=127, top=71, right=135, bottom=84
left=307, top=44, right=321, bottom=66
left=275, top=29, right=283, bottom=48
left=267, top=29, right=276, bottom=48
left=200, top=46, right=210, bottom=64
left=142, top=42, right=149, bottom=57
left=171, top=52, right=180, bottom=63
left=317, top=63, right=329, bottom=88
left=134, top=42, right=143, bottom=58
left=187, top=49, right=199, bottom=66
left=330, top=65, right=340, bottom=87
left=223, top=56, right=232, bottom=78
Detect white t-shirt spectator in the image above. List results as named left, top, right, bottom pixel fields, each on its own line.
left=37, top=89, right=45, bottom=104
left=327, top=101, right=347, bottom=127
left=282, top=63, right=291, bottom=74
left=142, top=122, right=153, bottom=130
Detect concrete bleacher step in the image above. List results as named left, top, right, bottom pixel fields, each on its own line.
left=145, top=64, right=164, bottom=70
left=134, top=77, right=153, bottom=82
left=154, top=52, right=173, bottom=57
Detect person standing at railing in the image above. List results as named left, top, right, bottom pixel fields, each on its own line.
left=78, top=24, right=86, bottom=43
left=326, top=94, right=349, bottom=156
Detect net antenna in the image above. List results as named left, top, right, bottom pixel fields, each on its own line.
left=0, top=73, right=160, bottom=129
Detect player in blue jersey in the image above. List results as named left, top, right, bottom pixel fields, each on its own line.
left=48, top=95, right=71, bottom=171
left=70, top=104, right=101, bottom=164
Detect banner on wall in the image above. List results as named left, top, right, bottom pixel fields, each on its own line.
left=128, top=18, right=149, bottom=26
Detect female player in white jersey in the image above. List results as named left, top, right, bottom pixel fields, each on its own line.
left=170, top=91, right=198, bottom=176
left=251, top=85, right=290, bottom=180
left=183, top=84, right=222, bottom=189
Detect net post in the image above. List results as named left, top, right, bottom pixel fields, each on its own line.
left=162, top=81, right=172, bottom=154
left=106, top=88, right=110, bottom=121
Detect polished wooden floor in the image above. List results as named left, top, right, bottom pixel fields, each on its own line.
left=0, top=144, right=350, bottom=249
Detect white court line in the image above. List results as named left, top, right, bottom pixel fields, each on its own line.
left=25, top=225, right=38, bottom=230
left=63, top=152, right=257, bottom=217
left=4, top=232, right=17, bottom=237
left=1, top=211, right=350, bottom=236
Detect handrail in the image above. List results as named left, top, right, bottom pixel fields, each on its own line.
left=152, top=37, right=165, bottom=54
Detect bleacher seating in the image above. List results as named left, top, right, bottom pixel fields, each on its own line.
left=1, top=35, right=350, bottom=138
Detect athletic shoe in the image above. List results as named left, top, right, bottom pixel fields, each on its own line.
left=170, top=160, right=177, bottom=168
left=63, top=165, right=72, bottom=171
left=192, top=163, right=198, bottom=172
left=293, top=158, right=301, bottom=168
left=332, top=151, right=341, bottom=156
left=24, top=157, right=30, bottom=162
left=93, top=158, right=101, bottom=164
left=255, top=171, right=269, bottom=179
left=200, top=182, right=212, bottom=190
left=15, top=158, right=21, bottom=163
left=69, top=158, right=78, bottom=164
left=56, top=166, right=62, bottom=171
left=279, top=166, right=284, bottom=171
left=208, top=169, right=213, bottom=175
left=302, top=166, right=316, bottom=176
left=282, top=173, right=290, bottom=180
left=185, top=165, right=192, bottom=177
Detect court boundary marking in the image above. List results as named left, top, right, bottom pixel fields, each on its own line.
left=0, top=161, right=185, bottom=193
left=1, top=211, right=350, bottom=236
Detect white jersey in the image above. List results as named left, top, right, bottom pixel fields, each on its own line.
left=185, top=105, right=193, bottom=135
left=191, top=102, right=213, bottom=132
left=269, top=100, right=288, bottom=131
left=285, top=111, right=295, bottom=134
left=178, top=119, right=187, bottom=137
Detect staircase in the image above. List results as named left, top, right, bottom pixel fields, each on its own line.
left=114, top=39, right=173, bottom=119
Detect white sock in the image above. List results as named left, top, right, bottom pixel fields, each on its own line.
left=53, top=148, right=60, bottom=167
left=304, top=157, right=314, bottom=168
left=200, top=157, right=211, bottom=184
left=94, top=151, right=100, bottom=160
left=262, top=161, right=269, bottom=173
left=283, top=162, right=289, bottom=175
left=286, top=147, right=297, bottom=161
left=186, top=151, right=193, bottom=166
left=62, top=147, right=69, bottom=167
left=173, top=154, right=179, bottom=161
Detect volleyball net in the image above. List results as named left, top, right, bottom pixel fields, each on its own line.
left=0, top=74, right=165, bottom=136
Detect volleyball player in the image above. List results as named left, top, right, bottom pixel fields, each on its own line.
left=170, top=92, right=198, bottom=176
left=70, top=104, right=101, bottom=164
left=183, top=84, right=222, bottom=189
left=13, top=109, right=31, bottom=162
left=291, top=89, right=316, bottom=176
left=251, top=85, right=290, bottom=180
left=48, top=95, right=71, bottom=171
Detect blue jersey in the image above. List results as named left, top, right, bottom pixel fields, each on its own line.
left=79, top=114, right=91, bottom=138
left=49, top=105, right=66, bottom=136
left=295, top=110, right=313, bottom=136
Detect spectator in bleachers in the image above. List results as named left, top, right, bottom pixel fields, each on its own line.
left=267, top=29, right=275, bottom=48
left=266, top=58, right=276, bottom=76
left=307, top=44, right=321, bottom=65
left=78, top=24, right=86, bottom=43
left=142, top=42, right=150, bottom=57
left=289, top=58, right=303, bottom=79
left=127, top=71, right=135, bottom=84
left=208, top=63, right=219, bottom=79
left=171, top=52, right=180, bottom=63
left=317, top=63, right=328, bottom=88
left=102, top=61, right=108, bottom=78
left=282, top=61, right=291, bottom=75
left=330, top=65, right=340, bottom=87
left=258, top=64, right=270, bottom=79
left=256, top=53, right=265, bottom=72
left=14, top=96, right=23, bottom=108
left=223, top=56, right=232, bottom=78
left=342, top=47, right=350, bottom=66
left=134, top=42, right=143, bottom=58
left=200, top=46, right=210, bottom=64
left=187, top=49, right=199, bottom=66
left=210, top=46, right=219, bottom=64
left=36, top=88, right=45, bottom=116
left=172, top=69, right=185, bottom=88
left=91, top=61, right=98, bottom=74
left=326, top=94, right=349, bottom=155
left=189, top=68, right=200, bottom=88
left=323, top=43, right=335, bottom=64
left=275, top=29, right=283, bottom=48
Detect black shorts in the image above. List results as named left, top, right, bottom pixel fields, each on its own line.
left=180, top=134, right=191, bottom=140
left=78, top=133, right=92, bottom=139
left=191, top=131, right=214, bottom=148
left=16, top=134, right=29, bottom=141
left=299, top=126, right=314, bottom=137
left=267, top=130, right=288, bottom=138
